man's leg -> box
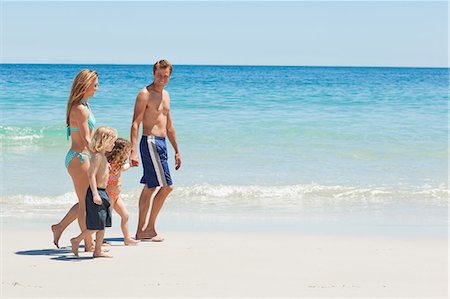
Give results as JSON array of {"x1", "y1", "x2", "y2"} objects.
[
  {"x1": 135, "y1": 185, "x2": 156, "y2": 239},
  {"x1": 143, "y1": 185, "x2": 173, "y2": 240}
]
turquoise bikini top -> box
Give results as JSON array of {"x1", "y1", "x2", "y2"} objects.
[{"x1": 66, "y1": 100, "x2": 96, "y2": 140}]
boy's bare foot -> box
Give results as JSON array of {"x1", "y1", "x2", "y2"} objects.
[
  {"x1": 51, "y1": 225, "x2": 61, "y2": 248},
  {"x1": 85, "y1": 245, "x2": 109, "y2": 252},
  {"x1": 84, "y1": 242, "x2": 96, "y2": 252},
  {"x1": 124, "y1": 238, "x2": 140, "y2": 246},
  {"x1": 70, "y1": 238, "x2": 79, "y2": 257},
  {"x1": 93, "y1": 251, "x2": 113, "y2": 258}
]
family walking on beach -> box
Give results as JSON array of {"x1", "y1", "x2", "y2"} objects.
[{"x1": 51, "y1": 59, "x2": 181, "y2": 258}]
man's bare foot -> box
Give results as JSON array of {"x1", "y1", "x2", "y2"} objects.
[
  {"x1": 150, "y1": 235, "x2": 164, "y2": 242},
  {"x1": 136, "y1": 230, "x2": 164, "y2": 242},
  {"x1": 51, "y1": 224, "x2": 61, "y2": 249},
  {"x1": 124, "y1": 238, "x2": 140, "y2": 246},
  {"x1": 70, "y1": 238, "x2": 79, "y2": 257},
  {"x1": 93, "y1": 251, "x2": 113, "y2": 258},
  {"x1": 135, "y1": 232, "x2": 152, "y2": 240}
]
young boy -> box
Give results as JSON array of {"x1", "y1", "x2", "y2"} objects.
[{"x1": 71, "y1": 126, "x2": 117, "y2": 258}]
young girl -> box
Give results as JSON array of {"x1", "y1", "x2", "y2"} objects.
[
  {"x1": 71, "y1": 126, "x2": 117, "y2": 258},
  {"x1": 106, "y1": 138, "x2": 140, "y2": 246}
]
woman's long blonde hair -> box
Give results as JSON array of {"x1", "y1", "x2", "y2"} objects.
[
  {"x1": 90, "y1": 126, "x2": 117, "y2": 153},
  {"x1": 66, "y1": 69, "x2": 98, "y2": 127}
]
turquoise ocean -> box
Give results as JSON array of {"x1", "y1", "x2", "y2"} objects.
[{"x1": 0, "y1": 64, "x2": 448, "y2": 235}]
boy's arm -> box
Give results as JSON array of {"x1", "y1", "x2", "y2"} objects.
[
  {"x1": 166, "y1": 109, "x2": 181, "y2": 170},
  {"x1": 130, "y1": 91, "x2": 147, "y2": 167},
  {"x1": 87, "y1": 154, "x2": 102, "y2": 205}
]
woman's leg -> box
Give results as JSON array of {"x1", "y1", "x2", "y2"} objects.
[
  {"x1": 67, "y1": 157, "x2": 93, "y2": 250},
  {"x1": 51, "y1": 203, "x2": 78, "y2": 248}
]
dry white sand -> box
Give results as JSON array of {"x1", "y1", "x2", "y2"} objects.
[{"x1": 1, "y1": 226, "x2": 448, "y2": 298}]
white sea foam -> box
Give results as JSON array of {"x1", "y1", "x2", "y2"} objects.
[
  {"x1": 0, "y1": 125, "x2": 64, "y2": 147},
  {"x1": 1, "y1": 184, "x2": 447, "y2": 218}
]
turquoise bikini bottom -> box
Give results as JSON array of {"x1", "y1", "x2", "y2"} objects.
[{"x1": 65, "y1": 151, "x2": 91, "y2": 169}]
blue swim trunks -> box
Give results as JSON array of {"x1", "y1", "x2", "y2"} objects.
[
  {"x1": 85, "y1": 187, "x2": 112, "y2": 231},
  {"x1": 139, "y1": 135, "x2": 173, "y2": 188}
]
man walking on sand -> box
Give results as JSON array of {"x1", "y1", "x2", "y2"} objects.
[{"x1": 130, "y1": 59, "x2": 181, "y2": 241}]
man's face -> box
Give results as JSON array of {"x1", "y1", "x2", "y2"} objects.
[{"x1": 153, "y1": 68, "x2": 171, "y2": 87}]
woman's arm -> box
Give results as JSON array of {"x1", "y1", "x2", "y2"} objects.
[{"x1": 72, "y1": 104, "x2": 92, "y2": 151}]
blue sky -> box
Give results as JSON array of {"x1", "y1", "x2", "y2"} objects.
[{"x1": 2, "y1": 1, "x2": 448, "y2": 67}]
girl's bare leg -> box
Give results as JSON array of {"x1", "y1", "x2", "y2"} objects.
[{"x1": 114, "y1": 198, "x2": 140, "y2": 245}]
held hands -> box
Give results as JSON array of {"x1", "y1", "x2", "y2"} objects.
[
  {"x1": 175, "y1": 153, "x2": 181, "y2": 170},
  {"x1": 130, "y1": 151, "x2": 139, "y2": 167},
  {"x1": 93, "y1": 194, "x2": 102, "y2": 205}
]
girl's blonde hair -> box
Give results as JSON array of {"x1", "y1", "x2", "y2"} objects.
[
  {"x1": 66, "y1": 69, "x2": 98, "y2": 127},
  {"x1": 106, "y1": 138, "x2": 131, "y2": 172},
  {"x1": 90, "y1": 126, "x2": 117, "y2": 153}
]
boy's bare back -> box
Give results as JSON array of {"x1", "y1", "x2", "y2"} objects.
[{"x1": 91, "y1": 153, "x2": 110, "y2": 188}]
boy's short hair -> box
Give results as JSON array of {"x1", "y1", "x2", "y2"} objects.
[
  {"x1": 90, "y1": 126, "x2": 117, "y2": 153},
  {"x1": 153, "y1": 59, "x2": 173, "y2": 75}
]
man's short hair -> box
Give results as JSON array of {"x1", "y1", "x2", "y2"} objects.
[{"x1": 153, "y1": 59, "x2": 173, "y2": 75}]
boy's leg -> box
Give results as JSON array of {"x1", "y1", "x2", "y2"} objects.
[
  {"x1": 93, "y1": 230, "x2": 112, "y2": 258},
  {"x1": 70, "y1": 229, "x2": 95, "y2": 257}
]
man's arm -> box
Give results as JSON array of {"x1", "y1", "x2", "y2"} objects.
[
  {"x1": 129, "y1": 91, "x2": 147, "y2": 166},
  {"x1": 166, "y1": 109, "x2": 181, "y2": 170}
]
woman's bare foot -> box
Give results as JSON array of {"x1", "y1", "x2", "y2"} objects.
[
  {"x1": 70, "y1": 238, "x2": 79, "y2": 257},
  {"x1": 51, "y1": 224, "x2": 62, "y2": 249},
  {"x1": 93, "y1": 251, "x2": 113, "y2": 258},
  {"x1": 124, "y1": 238, "x2": 140, "y2": 246}
]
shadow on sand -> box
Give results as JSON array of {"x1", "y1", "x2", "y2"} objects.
[{"x1": 15, "y1": 247, "x2": 93, "y2": 261}]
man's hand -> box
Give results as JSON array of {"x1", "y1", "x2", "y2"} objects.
[
  {"x1": 175, "y1": 153, "x2": 181, "y2": 170},
  {"x1": 130, "y1": 151, "x2": 139, "y2": 167}
]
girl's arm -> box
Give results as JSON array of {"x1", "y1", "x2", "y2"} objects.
[
  {"x1": 87, "y1": 153, "x2": 102, "y2": 205},
  {"x1": 122, "y1": 162, "x2": 131, "y2": 172}
]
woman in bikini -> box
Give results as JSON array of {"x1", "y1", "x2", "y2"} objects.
[{"x1": 52, "y1": 69, "x2": 98, "y2": 250}]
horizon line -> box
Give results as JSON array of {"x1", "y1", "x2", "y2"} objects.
[{"x1": 1, "y1": 62, "x2": 448, "y2": 69}]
